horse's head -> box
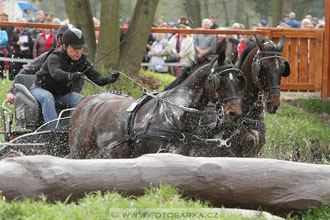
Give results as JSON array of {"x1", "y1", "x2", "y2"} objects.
[
  {"x1": 206, "y1": 50, "x2": 246, "y2": 123},
  {"x1": 253, "y1": 35, "x2": 290, "y2": 114}
]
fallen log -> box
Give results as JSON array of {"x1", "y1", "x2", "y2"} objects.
[{"x1": 0, "y1": 153, "x2": 329, "y2": 214}]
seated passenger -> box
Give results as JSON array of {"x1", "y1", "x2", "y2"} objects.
[{"x1": 30, "y1": 28, "x2": 120, "y2": 130}]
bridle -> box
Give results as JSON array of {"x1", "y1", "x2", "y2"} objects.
[
  {"x1": 253, "y1": 50, "x2": 289, "y2": 99},
  {"x1": 207, "y1": 62, "x2": 246, "y2": 118}
]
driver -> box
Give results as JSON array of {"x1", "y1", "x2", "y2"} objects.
[
  {"x1": 5, "y1": 24, "x2": 85, "y2": 104},
  {"x1": 30, "y1": 28, "x2": 120, "y2": 130}
]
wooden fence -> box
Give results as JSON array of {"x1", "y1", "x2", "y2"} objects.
[{"x1": 0, "y1": 22, "x2": 326, "y2": 96}]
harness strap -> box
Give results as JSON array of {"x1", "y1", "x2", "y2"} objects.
[{"x1": 95, "y1": 127, "x2": 193, "y2": 157}]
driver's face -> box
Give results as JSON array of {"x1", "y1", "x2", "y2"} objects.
[{"x1": 65, "y1": 45, "x2": 83, "y2": 61}]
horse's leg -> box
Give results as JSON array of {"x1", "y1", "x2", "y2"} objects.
[{"x1": 67, "y1": 96, "x2": 100, "y2": 159}]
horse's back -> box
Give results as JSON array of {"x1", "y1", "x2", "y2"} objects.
[{"x1": 68, "y1": 93, "x2": 134, "y2": 159}]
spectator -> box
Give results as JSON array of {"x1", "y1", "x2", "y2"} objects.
[
  {"x1": 194, "y1": 18, "x2": 217, "y2": 61},
  {"x1": 177, "y1": 16, "x2": 189, "y2": 27},
  {"x1": 33, "y1": 20, "x2": 57, "y2": 59},
  {"x1": 148, "y1": 33, "x2": 171, "y2": 73},
  {"x1": 232, "y1": 22, "x2": 243, "y2": 41},
  {"x1": 209, "y1": 15, "x2": 219, "y2": 29},
  {"x1": 316, "y1": 22, "x2": 325, "y2": 28},
  {"x1": 312, "y1": 17, "x2": 319, "y2": 27},
  {"x1": 285, "y1": 12, "x2": 301, "y2": 28},
  {"x1": 246, "y1": 24, "x2": 258, "y2": 45},
  {"x1": 157, "y1": 16, "x2": 164, "y2": 27},
  {"x1": 0, "y1": 27, "x2": 8, "y2": 79},
  {"x1": 36, "y1": 10, "x2": 45, "y2": 23},
  {"x1": 168, "y1": 24, "x2": 194, "y2": 76},
  {"x1": 259, "y1": 20, "x2": 268, "y2": 27},
  {"x1": 301, "y1": 18, "x2": 314, "y2": 28},
  {"x1": 216, "y1": 33, "x2": 239, "y2": 59},
  {"x1": 9, "y1": 18, "x2": 34, "y2": 80},
  {"x1": 305, "y1": 15, "x2": 313, "y2": 22},
  {"x1": 0, "y1": 12, "x2": 11, "y2": 76},
  {"x1": 278, "y1": 13, "x2": 289, "y2": 26},
  {"x1": 124, "y1": 18, "x2": 131, "y2": 28},
  {"x1": 278, "y1": 23, "x2": 290, "y2": 28},
  {"x1": 165, "y1": 21, "x2": 175, "y2": 41},
  {"x1": 237, "y1": 35, "x2": 249, "y2": 58},
  {"x1": 44, "y1": 12, "x2": 54, "y2": 23}
]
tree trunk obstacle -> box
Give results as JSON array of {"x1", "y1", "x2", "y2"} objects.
[{"x1": 0, "y1": 153, "x2": 329, "y2": 214}]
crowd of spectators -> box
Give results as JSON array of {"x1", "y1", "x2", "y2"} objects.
[
  {"x1": 0, "y1": 10, "x2": 326, "y2": 79},
  {"x1": 144, "y1": 12, "x2": 325, "y2": 76},
  {"x1": 0, "y1": 10, "x2": 68, "y2": 80}
]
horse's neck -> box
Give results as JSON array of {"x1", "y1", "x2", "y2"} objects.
[
  {"x1": 241, "y1": 47, "x2": 264, "y2": 120},
  {"x1": 167, "y1": 64, "x2": 211, "y2": 110}
]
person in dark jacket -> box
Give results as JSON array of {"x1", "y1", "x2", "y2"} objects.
[
  {"x1": 29, "y1": 28, "x2": 120, "y2": 130},
  {"x1": 216, "y1": 34, "x2": 239, "y2": 59},
  {"x1": 9, "y1": 19, "x2": 34, "y2": 80},
  {"x1": 6, "y1": 24, "x2": 80, "y2": 104}
]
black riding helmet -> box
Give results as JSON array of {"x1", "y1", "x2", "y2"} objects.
[
  {"x1": 62, "y1": 28, "x2": 87, "y2": 48},
  {"x1": 56, "y1": 24, "x2": 75, "y2": 44}
]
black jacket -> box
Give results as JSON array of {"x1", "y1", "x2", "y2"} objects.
[
  {"x1": 216, "y1": 37, "x2": 239, "y2": 57},
  {"x1": 8, "y1": 50, "x2": 85, "y2": 94},
  {"x1": 9, "y1": 28, "x2": 34, "y2": 58},
  {"x1": 34, "y1": 48, "x2": 110, "y2": 96}
]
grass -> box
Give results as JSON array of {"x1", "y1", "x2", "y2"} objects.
[
  {"x1": 261, "y1": 100, "x2": 330, "y2": 164},
  {"x1": 296, "y1": 97, "x2": 330, "y2": 115},
  {"x1": 0, "y1": 185, "x2": 267, "y2": 220}
]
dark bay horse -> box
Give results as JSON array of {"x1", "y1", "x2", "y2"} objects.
[
  {"x1": 67, "y1": 49, "x2": 246, "y2": 159},
  {"x1": 208, "y1": 35, "x2": 290, "y2": 157}
]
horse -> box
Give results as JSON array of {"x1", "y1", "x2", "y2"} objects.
[
  {"x1": 67, "y1": 49, "x2": 247, "y2": 159},
  {"x1": 207, "y1": 35, "x2": 290, "y2": 157}
]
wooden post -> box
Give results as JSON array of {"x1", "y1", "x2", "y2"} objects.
[{"x1": 323, "y1": 0, "x2": 330, "y2": 100}]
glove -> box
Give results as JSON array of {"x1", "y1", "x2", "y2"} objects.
[
  {"x1": 107, "y1": 71, "x2": 120, "y2": 83},
  {"x1": 68, "y1": 72, "x2": 83, "y2": 82}
]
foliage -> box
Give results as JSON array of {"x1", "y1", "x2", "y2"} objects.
[{"x1": 288, "y1": 203, "x2": 330, "y2": 220}]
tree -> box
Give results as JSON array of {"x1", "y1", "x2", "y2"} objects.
[
  {"x1": 272, "y1": 0, "x2": 283, "y2": 26},
  {"x1": 186, "y1": 0, "x2": 201, "y2": 28},
  {"x1": 221, "y1": 0, "x2": 230, "y2": 27},
  {"x1": 119, "y1": 0, "x2": 159, "y2": 75},
  {"x1": 64, "y1": 0, "x2": 97, "y2": 62},
  {"x1": 95, "y1": 0, "x2": 120, "y2": 71}
]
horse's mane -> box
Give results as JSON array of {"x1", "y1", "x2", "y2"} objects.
[
  {"x1": 163, "y1": 57, "x2": 215, "y2": 91},
  {"x1": 237, "y1": 36, "x2": 280, "y2": 69},
  {"x1": 236, "y1": 42, "x2": 256, "y2": 69}
]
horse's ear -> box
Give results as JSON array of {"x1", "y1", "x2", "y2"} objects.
[
  {"x1": 231, "y1": 50, "x2": 238, "y2": 64},
  {"x1": 255, "y1": 35, "x2": 265, "y2": 51},
  {"x1": 217, "y1": 49, "x2": 226, "y2": 66},
  {"x1": 277, "y1": 35, "x2": 286, "y2": 51}
]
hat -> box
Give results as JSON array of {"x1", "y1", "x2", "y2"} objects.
[
  {"x1": 167, "y1": 21, "x2": 174, "y2": 26},
  {"x1": 0, "y1": 12, "x2": 8, "y2": 17},
  {"x1": 259, "y1": 20, "x2": 268, "y2": 26}
]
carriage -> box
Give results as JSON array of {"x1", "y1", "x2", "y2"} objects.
[{"x1": 0, "y1": 74, "x2": 71, "y2": 159}]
